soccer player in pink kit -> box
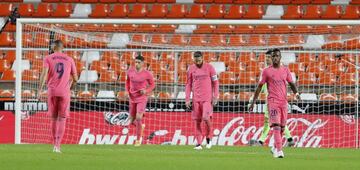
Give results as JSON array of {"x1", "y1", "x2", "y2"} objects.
[
  {"x1": 185, "y1": 51, "x2": 219, "y2": 150},
  {"x1": 38, "y1": 40, "x2": 78, "y2": 153},
  {"x1": 126, "y1": 55, "x2": 155, "y2": 146},
  {"x1": 249, "y1": 48, "x2": 300, "y2": 158}
]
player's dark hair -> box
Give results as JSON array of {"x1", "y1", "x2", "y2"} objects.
[
  {"x1": 272, "y1": 48, "x2": 281, "y2": 54},
  {"x1": 265, "y1": 49, "x2": 273, "y2": 55},
  {"x1": 194, "y1": 51, "x2": 203, "y2": 58},
  {"x1": 135, "y1": 54, "x2": 144, "y2": 62}
]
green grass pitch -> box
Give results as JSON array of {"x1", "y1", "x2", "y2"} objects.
[{"x1": 0, "y1": 145, "x2": 359, "y2": 170}]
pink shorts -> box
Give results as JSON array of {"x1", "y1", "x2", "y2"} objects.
[
  {"x1": 192, "y1": 101, "x2": 213, "y2": 120},
  {"x1": 129, "y1": 102, "x2": 147, "y2": 118},
  {"x1": 267, "y1": 101, "x2": 288, "y2": 126},
  {"x1": 48, "y1": 95, "x2": 70, "y2": 118}
]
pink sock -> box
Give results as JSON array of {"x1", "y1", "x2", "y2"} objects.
[
  {"x1": 273, "y1": 126, "x2": 282, "y2": 152},
  {"x1": 204, "y1": 120, "x2": 212, "y2": 140},
  {"x1": 55, "y1": 117, "x2": 67, "y2": 148},
  {"x1": 195, "y1": 120, "x2": 203, "y2": 145},
  {"x1": 51, "y1": 119, "x2": 57, "y2": 146},
  {"x1": 135, "y1": 119, "x2": 142, "y2": 140}
]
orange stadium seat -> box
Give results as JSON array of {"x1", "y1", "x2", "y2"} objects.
[
  {"x1": 238, "y1": 52, "x2": 257, "y2": 63},
  {"x1": 219, "y1": 72, "x2": 237, "y2": 85},
  {"x1": 322, "y1": 35, "x2": 343, "y2": 49},
  {"x1": 128, "y1": 4, "x2": 148, "y2": 18},
  {"x1": 31, "y1": 59, "x2": 43, "y2": 71},
  {"x1": 99, "y1": 0, "x2": 118, "y2": 2},
  {"x1": 319, "y1": 93, "x2": 337, "y2": 101},
  {"x1": 202, "y1": 52, "x2": 217, "y2": 62},
  {"x1": 22, "y1": 69, "x2": 39, "y2": 81},
  {"x1": 0, "y1": 32, "x2": 15, "y2": 47},
  {"x1": 0, "y1": 70, "x2": 15, "y2": 81},
  {"x1": 297, "y1": 53, "x2": 316, "y2": 63},
  {"x1": 1, "y1": 51, "x2": 15, "y2": 64},
  {"x1": 288, "y1": 62, "x2": 306, "y2": 75},
  {"x1": 253, "y1": 25, "x2": 273, "y2": 34},
  {"x1": 0, "y1": 89, "x2": 14, "y2": 101},
  {"x1": 247, "y1": 35, "x2": 266, "y2": 46},
  {"x1": 302, "y1": 5, "x2": 322, "y2": 19},
  {"x1": 32, "y1": 3, "x2": 53, "y2": 17},
  {"x1": 342, "y1": 5, "x2": 360, "y2": 19},
  {"x1": 118, "y1": 0, "x2": 136, "y2": 2},
  {"x1": 101, "y1": 51, "x2": 120, "y2": 64},
  {"x1": 317, "y1": 53, "x2": 337, "y2": 65},
  {"x1": 205, "y1": 4, "x2": 225, "y2": 19},
  {"x1": 214, "y1": 0, "x2": 233, "y2": 3},
  {"x1": 157, "y1": 25, "x2": 177, "y2": 33},
  {"x1": 287, "y1": 35, "x2": 305, "y2": 47},
  {"x1": 77, "y1": 91, "x2": 95, "y2": 101},
  {"x1": 243, "y1": 5, "x2": 264, "y2": 19},
  {"x1": 291, "y1": 0, "x2": 311, "y2": 4},
  {"x1": 331, "y1": 25, "x2": 352, "y2": 34},
  {"x1": 233, "y1": 0, "x2": 252, "y2": 3},
  {"x1": 185, "y1": 4, "x2": 206, "y2": 18},
  {"x1": 194, "y1": 0, "x2": 214, "y2": 3},
  {"x1": 0, "y1": 60, "x2": 10, "y2": 72},
  {"x1": 52, "y1": 3, "x2": 72, "y2": 17},
  {"x1": 189, "y1": 35, "x2": 208, "y2": 46},
  {"x1": 62, "y1": 0, "x2": 80, "y2": 2},
  {"x1": 117, "y1": 91, "x2": 128, "y2": 101},
  {"x1": 147, "y1": 4, "x2": 168, "y2": 18},
  {"x1": 281, "y1": 5, "x2": 303, "y2": 19},
  {"x1": 158, "y1": 71, "x2": 175, "y2": 83},
  {"x1": 208, "y1": 34, "x2": 227, "y2": 47},
  {"x1": 272, "y1": 0, "x2": 291, "y2": 4},
  {"x1": 157, "y1": 0, "x2": 176, "y2": 2},
  {"x1": 317, "y1": 73, "x2": 337, "y2": 85},
  {"x1": 89, "y1": 4, "x2": 110, "y2": 18},
  {"x1": 219, "y1": 52, "x2": 237, "y2": 64},
  {"x1": 297, "y1": 72, "x2": 317, "y2": 85},
  {"x1": 224, "y1": 5, "x2": 245, "y2": 19},
  {"x1": 228, "y1": 35, "x2": 247, "y2": 46},
  {"x1": 170, "y1": 34, "x2": 188, "y2": 46},
  {"x1": 238, "y1": 92, "x2": 253, "y2": 101},
  {"x1": 272, "y1": 25, "x2": 293, "y2": 34},
  {"x1": 227, "y1": 61, "x2": 246, "y2": 72},
  {"x1": 327, "y1": 62, "x2": 346, "y2": 75},
  {"x1": 268, "y1": 35, "x2": 286, "y2": 46},
  {"x1": 136, "y1": 24, "x2": 158, "y2": 32},
  {"x1": 312, "y1": 0, "x2": 331, "y2": 4},
  {"x1": 219, "y1": 92, "x2": 236, "y2": 101},
  {"x1": 307, "y1": 62, "x2": 326, "y2": 73},
  {"x1": 19, "y1": 3, "x2": 34, "y2": 17},
  {"x1": 322, "y1": 5, "x2": 342, "y2": 19},
  {"x1": 213, "y1": 25, "x2": 235, "y2": 33},
  {"x1": 193, "y1": 25, "x2": 216, "y2": 34},
  {"x1": 158, "y1": 92, "x2": 172, "y2": 100},
  {"x1": 111, "y1": 61, "x2": 128, "y2": 75},
  {"x1": 138, "y1": 0, "x2": 156, "y2": 2},
  {"x1": 108, "y1": 4, "x2": 129, "y2": 18},
  {"x1": 0, "y1": 3, "x2": 14, "y2": 17},
  {"x1": 151, "y1": 34, "x2": 168, "y2": 44},
  {"x1": 339, "y1": 73, "x2": 356, "y2": 85},
  {"x1": 166, "y1": 4, "x2": 186, "y2": 18},
  {"x1": 344, "y1": 37, "x2": 360, "y2": 49},
  {"x1": 312, "y1": 25, "x2": 332, "y2": 34},
  {"x1": 292, "y1": 25, "x2": 313, "y2": 33},
  {"x1": 131, "y1": 34, "x2": 148, "y2": 43},
  {"x1": 252, "y1": 0, "x2": 271, "y2": 4},
  {"x1": 75, "y1": 60, "x2": 86, "y2": 74},
  {"x1": 238, "y1": 72, "x2": 257, "y2": 85},
  {"x1": 90, "y1": 61, "x2": 109, "y2": 72},
  {"x1": 233, "y1": 25, "x2": 254, "y2": 33},
  {"x1": 97, "y1": 70, "x2": 118, "y2": 82}
]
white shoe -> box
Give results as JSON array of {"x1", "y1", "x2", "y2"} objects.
[
  {"x1": 53, "y1": 147, "x2": 61, "y2": 153},
  {"x1": 278, "y1": 150, "x2": 284, "y2": 158},
  {"x1": 271, "y1": 147, "x2": 283, "y2": 158},
  {"x1": 206, "y1": 141, "x2": 212, "y2": 149},
  {"x1": 194, "y1": 145, "x2": 203, "y2": 150}
]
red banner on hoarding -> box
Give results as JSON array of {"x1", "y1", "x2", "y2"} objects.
[
  {"x1": 20, "y1": 111, "x2": 358, "y2": 148},
  {"x1": 0, "y1": 111, "x2": 15, "y2": 143}
]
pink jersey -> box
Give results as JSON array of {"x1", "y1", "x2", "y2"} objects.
[
  {"x1": 259, "y1": 66, "x2": 293, "y2": 103},
  {"x1": 43, "y1": 52, "x2": 77, "y2": 96},
  {"x1": 185, "y1": 63, "x2": 219, "y2": 102},
  {"x1": 126, "y1": 67, "x2": 155, "y2": 103}
]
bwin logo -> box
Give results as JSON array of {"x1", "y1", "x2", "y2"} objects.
[{"x1": 104, "y1": 112, "x2": 130, "y2": 126}]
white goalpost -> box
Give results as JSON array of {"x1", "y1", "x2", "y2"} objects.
[{"x1": 15, "y1": 18, "x2": 360, "y2": 148}]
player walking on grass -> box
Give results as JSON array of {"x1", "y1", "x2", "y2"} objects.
[
  {"x1": 38, "y1": 40, "x2": 78, "y2": 153},
  {"x1": 249, "y1": 48, "x2": 300, "y2": 158},
  {"x1": 185, "y1": 51, "x2": 219, "y2": 150},
  {"x1": 126, "y1": 55, "x2": 155, "y2": 147},
  {"x1": 249, "y1": 49, "x2": 295, "y2": 147}
]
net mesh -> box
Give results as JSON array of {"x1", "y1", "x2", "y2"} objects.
[{"x1": 17, "y1": 22, "x2": 359, "y2": 147}]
